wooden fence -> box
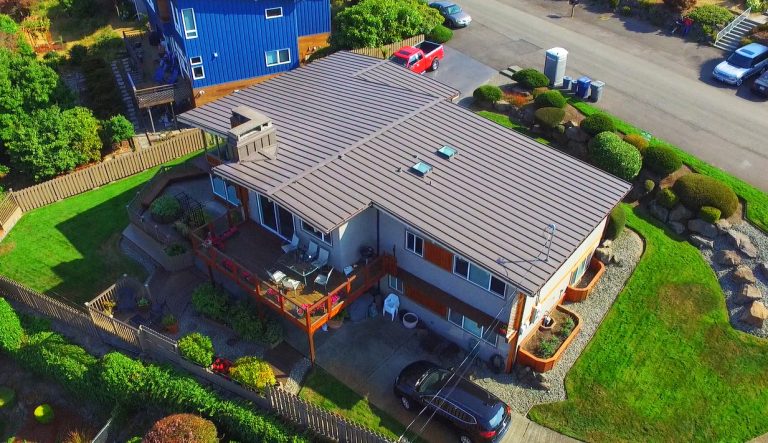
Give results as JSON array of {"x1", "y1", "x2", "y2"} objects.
[
  {"x1": 0, "y1": 193, "x2": 22, "y2": 236},
  {"x1": 350, "y1": 35, "x2": 424, "y2": 59}
]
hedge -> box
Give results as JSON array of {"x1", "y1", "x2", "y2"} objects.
[
  {"x1": 700, "y1": 206, "x2": 721, "y2": 223},
  {"x1": 534, "y1": 90, "x2": 566, "y2": 109},
  {"x1": 473, "y1": 85, "x2": 502, "y2": 103},
  {"x1": 534, "y1": 107, "x2": 565, "y2": 129},
  {"x1": 144, "y1": 414, "x2": 218, "y2": 443},
  {"x1": 580, "y1": 112, "x2": 616, "y2": 136},
  {"x1": 673, "y1": 173, "x2": 739, "y2": 217},
  {"x1": 0, "y1": 298, "x2": 23, "y2": 353},
  {"x1": 426, "y1": 24, "x2": 453, "y2": 43},
  {"x1": 179, "y1": 333, "x2": 215, "y2": 367},
  {"x1": 644, "y1": 144, "x2": 682, "y2": 176},
  {"x1": 588, "y1": 132, "x2": 642, "y2": 181},
  {"x1": 623, "y1": 133, "x2": 649, "y2": 155},
  {"x1": 657, "y1": 188, "x2": 678, "y2": 209},
  {"x1": 688, "y1": 5, "x2": 733, "y2": 42},
  {"x1": 605, "y1": 206, "x2": 626, "y2": 240},
  {"x1": 512, "y1": 68, "x2": 550, "y2": 89}
]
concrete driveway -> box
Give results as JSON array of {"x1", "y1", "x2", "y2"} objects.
[
  {"x1": 424, "y1": 46, "x2": 497, "y2": 101},
  {"x1": 447, "y1": 0, "x2": 768, "y2": 191}
]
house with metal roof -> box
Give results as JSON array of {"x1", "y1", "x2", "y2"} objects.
[{"x1": 178, "y1": 52, "x2": 630, "y2": 371}]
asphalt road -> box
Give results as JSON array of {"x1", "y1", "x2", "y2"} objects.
[{"x1": 447, "y1": 0, "x2": 768, "y2": 191}]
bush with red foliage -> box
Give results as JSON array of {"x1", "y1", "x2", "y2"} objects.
[
  {"x1": 663, "y1": 0, "x2": 696, "y2": 13},
  {"x1": 143, "y1": 414, "x2": 218, "y2": 443}
]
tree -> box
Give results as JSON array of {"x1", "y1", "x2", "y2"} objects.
[
  {"x1": 331, "y1": 0, "x2": 443, "y2": 49},
  {"x1": 3, "y1": 106, "x2": 101, "y2": 181},
  {"x1": 0, "y1": 1, "x2": 34, "y2": 21},
  {"x1": 103, "y1": 115, "x2": 135, "y2": 144},
  {"x1": 663, "y1": 0, "x2": 696, "y2": 12}
]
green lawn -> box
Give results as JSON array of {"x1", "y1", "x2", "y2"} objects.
[
  {"x1": 299, "y1": 367, "x2": 409, "y2": 441},
  {"x1": 0, "y1": 154, "x2": 198, "y2": 305},
  {"x1": 528, "y1": 206, "x2": 768, "y2": 441},
  {"x1": 476, "y1": 111, "x2": 551, "y2": 145},
  {"x1": 569, "y1": 100, "x2": 768, "y2": 233}
]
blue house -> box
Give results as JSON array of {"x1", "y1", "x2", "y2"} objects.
[{"x1": 138, "y1": 0, "x2": 331, "y2": 105}]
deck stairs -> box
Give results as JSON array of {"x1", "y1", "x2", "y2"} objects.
[{"x1": 715, "y1": 17, "x2": 761, "y2": 52}]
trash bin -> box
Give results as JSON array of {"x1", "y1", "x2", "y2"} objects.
[
  {"x1": 576, "y1": 76, "x2": 591, "y2": 99},
  {"x1": 544, "y1": 47, "x2": 568, "y2": 87},
  {"x1": 590, "y1": 80, "x2": 605, "y2": 102},
  {"x1": 562, "y1": 76, "x2": 572, "y2": 90}
]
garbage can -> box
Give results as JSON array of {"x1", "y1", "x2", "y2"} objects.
[
  {"x1": 544, "y1": 47, "x2": 568, "y2": 87},
  {"x1": 562, "y1": 76, "x2": 572, "y2": 90},
  {"x1": 576, "y1": 76, "x2": 591, "y2": 99},
  {"x1": 590, "y1": 80, "x2": 605, "y2": 102}
]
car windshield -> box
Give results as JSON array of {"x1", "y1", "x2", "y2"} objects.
[
  {"x1": 390, "y1": 56, "x2": 408, "y2": 67},
  {"x1": 727, "y1": 52, "x2": 753, "y2": 69},
  {"x1": 446, "y1": 4, "x2": 462, "y2": 14},
  {"x1": 486, "y1": 403, "x2": 505, "y2": 429},
  {"x1": 417, "y1": 369, "x2": 449, "y2": 393}
]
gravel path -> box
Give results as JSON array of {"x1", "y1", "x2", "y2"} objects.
[
  {"x1": 699, "y1": 220, "x2": 768, "y2": 338},
  {"x1": 473, "y1": 228, "x2": 644, "y2": 414}
]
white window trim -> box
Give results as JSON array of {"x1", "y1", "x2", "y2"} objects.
[
  {"x1": 181, "y1": 8, "x2": 198, "y2": 39},
  {"x1": 210, "y1": 176, "x2": 240, "y2": 206},
  {"x1": 191, "y1": 64, "x2": 205, "y2": 80},
  {"x1": 190, "y1": 56, "x2": 203, "y2": 65},
  {"x1": 265, "y1": 48, "x2": 291, "y2": 67},
  {"x1": 405, "y1": 230, "x2": 424, "y2": 257},
  {"x1": 265, "y1": 7, "x2": 283, "y2": 18},
  {"x1": 301, "y1": 220, "x2": 332, "y2": 245},
  {"x1": 453, "y1": 256, "x2": 506, "y2": 299},
  {"x1": 447, "y1": 308, "x2": 498, "y2": 347},
  {"x1": 388, "y1": 275, "x2": 403, "y2": 292}
]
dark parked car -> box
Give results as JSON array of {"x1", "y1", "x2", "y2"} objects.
[
  {"x1": 394, "y1": 361, "x2": 511, "y2": 443},
  {"x1": 429, "y1": 1, "x2": 472, "y2": 28},
  {"x1": 752, "y1": 71, "x2": 768, "y2": 97}
]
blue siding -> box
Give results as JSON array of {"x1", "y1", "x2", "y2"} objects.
[{"x1": 295, "y1": 0, "x2": 331, "y2": 37}]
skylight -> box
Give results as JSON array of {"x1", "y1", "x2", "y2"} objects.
[
  {"x1": 411, "y1": 161, "x2": 433, "y2": 177},
  {"x1": 437, "y1": 145, "x2": 457, "y2": 159}
]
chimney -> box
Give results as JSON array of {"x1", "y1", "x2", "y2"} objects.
[{"x1": 227, "y1": 106, "x2": 279, "y2": 161}]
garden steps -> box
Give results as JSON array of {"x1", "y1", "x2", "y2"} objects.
[
  {"x1": 110, "y1": 59, "x2": 143, "y2": 131},
  {"x1": 715, "y1": 18, "x2": 761, "y2": 52}
]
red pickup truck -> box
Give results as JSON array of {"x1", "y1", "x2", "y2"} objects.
[{"x1": 390, "y1": 41, "x2": 444, "y2": 74}]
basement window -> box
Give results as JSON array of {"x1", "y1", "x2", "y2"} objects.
[{"x1": 410, "y1": 161, "x2": 433, "y2": 177}]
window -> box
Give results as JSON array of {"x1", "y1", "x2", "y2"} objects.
[
  {"x1": 569, "y1": 252, "x2": 594, "y2": 286},
  {"x1": 265, "y1": 49, "x2": 290, "y2": 66},
  {"x1": 405, "y1": 231, "x2": 424, "y2": 256},
  {"x1": 190, "y1": 56, "x2": 204, "y2": 80},
  {"x1": 181, "y1": 8, "x2": 198, "y2": 39},
  {"x1": 265, "y1": 7, "x2": 283, "y2": 18},
  {"x1": 447, "y1": 309, "x2": 498, "y2": 346},
  {"x1": 453, "y1": 257, "x2": 506, "y2": 298},
  {"x1": 388, "y1": 275, "x2": 403, "y2": 292},
  {"x1": 210, "y1": 176, "x2": 240, "y2": 206},
  {"x1": 257, "y1": 194, "x2": 294, "y2": 240},
  {"x1": 301, "y1": 220, "x2": 332, "y2": 244}
]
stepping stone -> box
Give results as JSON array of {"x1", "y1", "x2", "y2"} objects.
[
  {"x1": 741, "y1": 301, "x2": 768, "y2": 328},
  {"x1": 715, "y1": 250, "x2": 741, "y2": 267},
  {"x1": 736, "y1": 284, "x2": 762, "y2": 304},
  {"x1": 733, "y1": 265, "x2": 756, "y2": 284}
]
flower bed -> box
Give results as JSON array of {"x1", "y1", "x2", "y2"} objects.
[
  {"x1": 564, "y1": 257, "x2": 606, "y2": 302},
  {"x1": 518, "y1": 305, "x2": 582, "y2": 373}
]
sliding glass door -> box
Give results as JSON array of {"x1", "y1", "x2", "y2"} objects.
[{"x1": 257, "y1": 194, "x2": 294, "y2": 239}]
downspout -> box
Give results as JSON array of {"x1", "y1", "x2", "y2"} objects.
[{"x1": 376, "y1": 208, "x2": 380, "y2": 256}]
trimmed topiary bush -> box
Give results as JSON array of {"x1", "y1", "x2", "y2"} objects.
[
  {"x1": 0, "y1": 298, "x2": 24, "y2": 353},
  {"x1": 229, "y1": 357, "x2": 276, "y2": 392},
  {"x1": 657, "y1": 188, "x2": 679, "y2": 209},
  {"x1": 426, "y1": 24, "x2": 453, "y2": 43},
  {"x1": 580, "y1": 112, "x2": 616, "y2": 136},
  {"x1": 512, "y1": 68, "x2": 549, "y2": 89},
  {"x1": 534, "y1": 107, "x2": 566, "y2": 129},
  {"x1": 588, "y1": 132, "x2": 642, "y2": 181},
  {"x1": 179, "y1": 333, "x2": 215, "y2": 367},
  {"x1": 605, "y1": 205, "x2": 626, "y2": 239},
  {"x1": 34, "y1": 404, "x2": 54, "y2": 424},
  {"x1": 700, "y1": 206, "x2": 721, "y2": 223},
  {"x1": 150, "y1": 195, "x2": 182, "y2": 224},
  {"x1": 144, "y1": 414, "x2": 218, "y2": 443},
  {"x1": 534, "y1": 90, "x2": 566, "y2": 108},
  {"x1": 644, "y1": 144, "x2": 682, "y2": 176},
  {"x1": 623, "y1": 133, "x2": 649, "y2": 155},
  {"x1": 673, "y1": 173, "x2": 738, "y2": 217},
  {"x1": 0, "y1": 387, "x2": 15, "y2": 408},
  {"x1": 644, "y1": 179, "x2": 656, "y2": 194},
  {"x1": 473, "y1": 85, "x2": 502, "y2": 104}
]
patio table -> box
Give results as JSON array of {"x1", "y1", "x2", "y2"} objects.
[{"x1": 277, "y1": 250, "x2": 319, "y2": 285}]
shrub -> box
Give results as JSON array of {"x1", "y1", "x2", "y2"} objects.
[
  {"x1": 673, "y1": 173, "x2": 738, "y2": 217},
  {"x1": 103, "y1": 115, "x2": 134, "y2": 144},
  {"x1": 534, "y1": 107, "x2": 565, "y2": 129},
  {"x1": 426, "y1": 24, "x2": 453, "y2": 43},
  {"x1": 534, "y1": 90, "x2": 566, "y2": 108},
  {"x1": 0, "y1": 386, "x2": 14, "y2": 408},
  {"x1": 605, "y1": 205, "x2": 626, "y2": 239},
  {"x1": 663, "y1": 0, "x2": 696, "y2": 12},
  {"x1": 81, "y1": 57, "x2": 123, "y2": 119},
  {"x1": 532, "y1": 87, "x2": 549, "y2": 98},
  {"x1": 191, "y1": 283, "x2": 229, "y2": 322},
  {"x1": 473, "y1": 84, "x2": 502, "y2": 103},
  {"x1": 99, "y1": 352, "x2": 147, "y2": 406},
  {"x1": 608, "y1": 0, "x2": 620, "y2": 8},
  {"x1": 62, "y1": 429, "x2": 93, "y2": 443},
  {"x1": 307, "y1": 45, "x2": 335, "y2": 63},
  {"x1": 688, "y1": 5, "x2": 733, "y2": 41},
  {"x1": 34, "y1": 404, "x2": 54, "y2": 424},
  {"x1": 700, "y1": 206, "x2": 721, "y2": 223},
  {"x1": 229, "y1": 357, "x2": 276, "y2": 391},
  {"x1": 144, "y1": 414, "x2": 218, "y2": 443},
  {"x1": 644, "y1": 179, "x2": 656, "y2": 194},
  {"x1": 580, "y1": 112, "x2": 616, "y2": 136},
  {"x1": 559, "y1": 317, "x2": 576, "y2": 338},
  {"x1": 179, "y1": 333, "x2": 215, "y2": 367},
  {"x1": 0, "y1": 298, "x2": 23, "y2": 353},
  {"x1": 620, "y1": 6, "x2": 632, "y2": 15},
  {"x1": 150, "y1": 196, "x2": 181, "y2": 223},
  {"x1": 537, "y1": 337, "x2": 560, "y2": 358},
  {"x1": 588, "y1": 132, "x2": 642, "y2": 181},
  {"x1": 623, "y1": 133, "x2": 649, "y2": 155},
  {"x1": 644, "y1": 144, "x2": 682, "y2": 176},
  {"x1": 164, "y1": 243, "x2": 186, "y2": 256},
  {"x1": 512, "y1": 68, "x2": 550, "y2": 89},
  {"x1": 657, "y1": 188, "x2": 679, "y2": 209},
  {"x1": 68, "y1": 44, "x2": 88, "y2": 65}
]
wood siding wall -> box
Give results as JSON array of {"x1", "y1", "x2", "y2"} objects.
[
  {"x1": 193, "y1": 74, "x2": 279, "y2": 106},
  {"x1": 424, "y1": 240, "x2": 453, "y2": 272},
  {"x1": 350, "y1": 35, "x2": 424, "y2": 59},
  {"x1": 298, "y1": 33, "x2": 330, "y2": 62}
]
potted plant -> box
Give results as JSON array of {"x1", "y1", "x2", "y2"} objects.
[
  {"x1": 102, "y1": 300, "x2": 117, "y2": 317},
  {"x1": 137, "y1": 296, "x2": 151, "y2": 313},
  {"x1": 327, "y1": 308, "x2": 348, "y2": 329},
  {"x1": 162, "y1": 314, "x2": 179, "y2": 334}
]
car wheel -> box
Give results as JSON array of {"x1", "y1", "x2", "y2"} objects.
[
  {"x1": 400, "y1": 395, "x2": 414, "y2": 411},
  {"x1": 458, "y1": 434, "x2": 473, "y2": 443},
  {"x1": 430, "y1": 59, "x2": 440, "y2": 71}
]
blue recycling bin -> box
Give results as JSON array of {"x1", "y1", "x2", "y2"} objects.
[
  {"x1": 562, "y1": 76, "x2": 572, "y2": 90},
  {"x1": 576, "y1": 76, "x2": 591, "y2": 99}
]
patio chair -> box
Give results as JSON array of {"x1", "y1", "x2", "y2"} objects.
[
  {"x1": 314, "y1": 267, "x2": 334, "y2": 291},
  {"x1": 383, "y1": 293, "x2": 400, "y2": 321},
  {"x1": 284, "y1": 278, "x2": 301, "y2": 296},
  {"x1": 306, "y1": 241, "x2": 319, "y2": 261},
  {"x1": 267, "y1": 269, "x2": 287, "y2": 287},
  {"x1": 281, "y1": 233, "x2": 300, "y2": 253},
  {"x1": 311, "y1": 247, "x2": 330, "y2": 269}
]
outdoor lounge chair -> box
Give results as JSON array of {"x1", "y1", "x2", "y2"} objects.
[
  {"x1": 383, "y1": 293, "x2": 400, "y2": 321},
  {"x1": 311, "y1": 248, "x2": 330, "y2": 269},
  {"x1": 306, "y1": 241, "x2": 319, "y2": 261},
  {"x1": 281, "y1": 234, "x2": 299, "y2": 253},
  {"x1": 283, "y1": 278, "x2": 301, "y2": 296},
  {"x1": 314, "y1": 267, "x2": 333, "y2": 291},
  {"x1": 267, "y1": 269, "x2": 287, "y2": 287}
]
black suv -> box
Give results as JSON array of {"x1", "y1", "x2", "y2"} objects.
[{"x1": 394, "y1": 361, "x2": 511, "y2": 443}]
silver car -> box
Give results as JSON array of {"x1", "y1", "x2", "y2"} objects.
[{"x1": 429, "y1": 1, "x2": 472, "y2": 28}]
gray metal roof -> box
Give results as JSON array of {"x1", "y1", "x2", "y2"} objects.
[{"x1": 179, "y1": 51, "x2": 630, "y2": 295}]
